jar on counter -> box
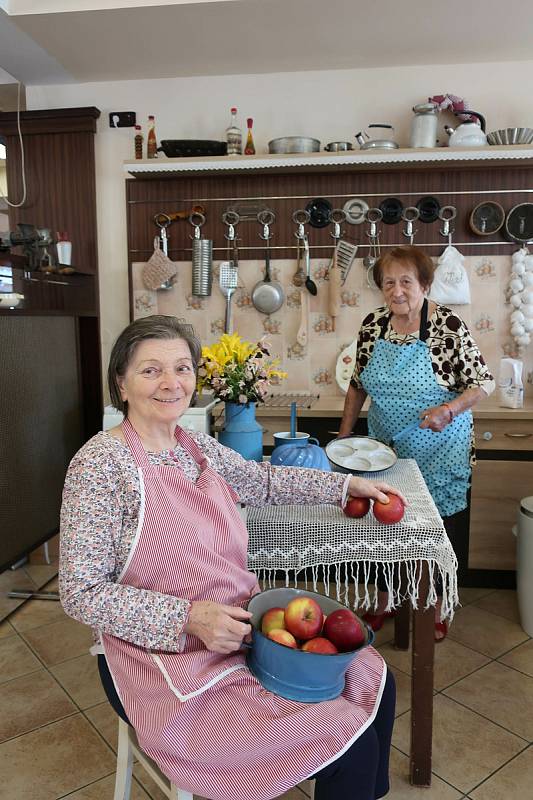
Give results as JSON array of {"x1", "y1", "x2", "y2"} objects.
[{"x1": 410, "y1": 102, "x2": 439, "y2": 148}]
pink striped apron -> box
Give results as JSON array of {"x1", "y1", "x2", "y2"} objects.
[{"x1": 102, "y1": 419, "x2": 386, "y2": 800}]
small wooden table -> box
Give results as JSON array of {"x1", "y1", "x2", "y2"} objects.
[{"x1": 246, "y1": 459, "x2": 458, "y2": 786}]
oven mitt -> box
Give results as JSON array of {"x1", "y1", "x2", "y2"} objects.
[
  {"x1": 429, "y1": 245, "x2": 471, "y2": 305},
  {"x1": 142, "y1": 239, "x2": 178, "y2": 290}
]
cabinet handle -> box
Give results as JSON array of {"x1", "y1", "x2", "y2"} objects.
[
  {"x1": 482, "y1": 431, "x2": 493, "y2": 441},
  {"x1": 504, "y1": 432, "x2": 532, "y2": 439}
]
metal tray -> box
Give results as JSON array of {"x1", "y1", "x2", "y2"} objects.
[{"x1": 326, "y1": 436, "x2": 397, "y2": 473}]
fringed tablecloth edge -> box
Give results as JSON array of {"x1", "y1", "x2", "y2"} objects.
[{"x1": 253, "y1": 558, "x2": 459, "y2": 622}]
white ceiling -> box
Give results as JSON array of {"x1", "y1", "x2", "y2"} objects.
[{"x1": 1, "y1": 0, "x2": 533, "y2": 85}]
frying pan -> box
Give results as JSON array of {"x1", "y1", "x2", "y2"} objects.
[
  {"x1": 505, "y1": 203, "x2": 533, "y2": 243},
  {"x1": 469, "y1": 201, "x2": 505, "y2": 236}
]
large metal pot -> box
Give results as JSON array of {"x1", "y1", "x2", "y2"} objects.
[{"x1": 268, "y1": 137, "x2": 320, "y2": 154}]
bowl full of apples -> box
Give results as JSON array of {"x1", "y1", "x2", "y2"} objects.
[{"x1": 245, "y1": 587, "x2": 374, "y2": 702}]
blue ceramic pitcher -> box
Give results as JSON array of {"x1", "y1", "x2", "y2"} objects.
[{"x1": 271, "y1": 431, "x2": 331, "y2": 470}]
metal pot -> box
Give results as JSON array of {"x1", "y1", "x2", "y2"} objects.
[
  {"x1": 324, "y1": 141, "x2": 354, "y2": 152},
  {"x1": 268, "y1": 137, "x2": 320, "y2": 154}
]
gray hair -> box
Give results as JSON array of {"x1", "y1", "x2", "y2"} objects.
[{"x1": 108, "y1": 315, "x2": 202, "y2": 414}]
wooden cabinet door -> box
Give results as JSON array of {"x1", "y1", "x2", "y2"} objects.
[{"x1": 469, "y1": 460, "x2": 533, "y2": 570}]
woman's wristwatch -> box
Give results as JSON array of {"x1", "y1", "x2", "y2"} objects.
[{"x1": 441, "y1": 403, "x2": 454, "y2": 423}]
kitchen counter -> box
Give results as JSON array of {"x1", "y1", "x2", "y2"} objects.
[{"x1": 256, "y1": 393, "x2": 533, "y2": 420}]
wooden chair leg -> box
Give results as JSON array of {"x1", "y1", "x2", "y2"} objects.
[{"x1": 114, "y1": 718, "x2": 134, "y2": 800}]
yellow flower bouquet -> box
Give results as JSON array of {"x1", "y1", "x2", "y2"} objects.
[{"x1": 197, "y1": 333, "x2": 287, "y2": 404}]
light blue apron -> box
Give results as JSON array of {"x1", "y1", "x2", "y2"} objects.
[{"x1": 360, "y1": 299, "x2": 472, "y2": 517}]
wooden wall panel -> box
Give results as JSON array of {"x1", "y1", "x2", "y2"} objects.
[{"x1": 126, "y1": 162, "x2": 533, "y2": 263}]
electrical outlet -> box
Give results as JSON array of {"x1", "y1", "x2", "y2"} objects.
[{"x1": 109, "y1": 111, "x2": 136, "y2": 128}]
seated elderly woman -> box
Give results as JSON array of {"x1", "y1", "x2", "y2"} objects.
[{"x1": 60, "y1": 315, "x2": 403, "y2": 800}]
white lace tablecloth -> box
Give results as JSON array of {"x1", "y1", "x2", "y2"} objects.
[{"x1": 246, "y1": 459, "x2": 459, "y2": 620}]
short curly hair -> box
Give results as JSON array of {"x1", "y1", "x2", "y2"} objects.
[
  {"x1": 373, "y1": 246, "x2": 435, "y2": 291},
  {"x1": 108, "y1": 315, "x2": 202, "y2": 414}
]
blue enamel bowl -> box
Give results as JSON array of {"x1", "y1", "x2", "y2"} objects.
[{"x1": 245, "y1": 587, "x2": 374, "y2": 703}]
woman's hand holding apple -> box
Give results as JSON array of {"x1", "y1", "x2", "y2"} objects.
[
  {"x1": 186, "y1": 600, "x2": 253, "y2": 654},
  {"x1": 346, "y1": 476, "x2": 406, "y2": 506}
]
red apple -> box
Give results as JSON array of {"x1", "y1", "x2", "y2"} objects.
[
  {"x1": 261, "y1": 607, "x2": 286, "y2": 635},
  {"x1": 267, "y1": 628, "x2": 298, "y2": 649},
  {"x1": 323, "y1": 608, "x2": 366, "y2": 652},
  {"x1": 301, "y1": 637, "x2": 339, "y2": 654},
  {"x1": 344, "y1": 496, "x2": 371, "y2": 518},
  {"x1": 284, "y1": 596, "x2": 323, "y2": 641},
  {"x1": 373, "y1": 492, "x2": 405, "y2": 525}
]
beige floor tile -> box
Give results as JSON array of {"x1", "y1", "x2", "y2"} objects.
[
  {"x1": 393, "y1": 695, "x2": 525, "y2": 794},
  {"x1": 443, "y1": 661, "x2": 533, "y2": 741},
  {"x1": 470, "y1": 745, "x2": 533, "y2": 799},
  {"x1": 22, "y1": 616, "x2": 93, "y2": 666},
  {"x1": 387, "y1": 664, "x2": 412, "y2": 716},
  {"x1": 51, "y1": 653, "x2": 107, "y2": 709},
  {"x1": 458, "y1": 587, "x2": 494, "y2": 606},
  {"x1": 0, "y1": 714, "x2": 115, "y2": 800},
  {"x1": 9, "y1": 597, "x2": 68, "y2": 632},
  {"x1": 447, "y1": 604, "x2": 528, "y2": 658},
  {"x1": 58, "y1": 772, "x2": 152, "y2": 799},
  {"x1": 85, "y1": 702, "x2": 120, "y2": 752},
  {"x1": 498, "y1": 638, "x2": 533, "y2": 678},
  {"x1": 379, "y1": 636, "x2": 490, "y2": 691},
  {"x1": 22, "y1": 563, "x2": 59, "y2": 586},
  {"x1": 0, "y1": 567, "x2": 37, "y2": 620},
  {"x1": 472, "y1": 590, "x2": 520, "y2": 624},
  {"x1": 0, "y1": 669, "x2": 76, "y2": 742},
  {"x1": 43, "y1": 575, "x2": 59, "y2": 591},
  {"x1": 0, "y1": 633, "x2": 42, "y2": 683},
  {"x1": 0, "y1": 619, "x2": 15, "y2": 639},
  {"x1": 388, "y1": 746, "x2": 463, "y2": 799}
]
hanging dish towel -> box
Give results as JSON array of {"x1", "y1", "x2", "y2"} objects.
[
  {"x1": 429, "y1": 245, "x2": 471, "y2": 305},
  {"x1": 142, "y1": 238, "x2": 178, "y2": 290}
]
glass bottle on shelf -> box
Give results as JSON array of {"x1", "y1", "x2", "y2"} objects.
[
  {"x1": 244, "y1": 117, "x2": 256, "y2": 155},
  {"x1": 134, "y1": 124, "x2": 144, "y2": 159},
  {"x1": 226, "y1": 107, "x2": 242, "y2": 155},
  {"x1": 147, "y1": 115, "x2": 158, "y2": 159}
]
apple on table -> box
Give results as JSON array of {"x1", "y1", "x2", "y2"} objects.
[{"x1": 373, "y1": 492, "x2": 405, "y2": 524}]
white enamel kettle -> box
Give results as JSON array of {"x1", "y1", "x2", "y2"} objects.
[{"x1": 444, "y1": 111, "x2": 487, "y2": 147}]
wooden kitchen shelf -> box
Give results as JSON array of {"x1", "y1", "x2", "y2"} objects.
[{"x1": 124, "y1": 145, "x2": 533, "y2": 177}]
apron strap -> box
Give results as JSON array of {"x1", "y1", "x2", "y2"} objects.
[
  {"x1": 121, "y1": 418, "x2": 151, "y2": 468},
  {"x1": 174, "y1": 425, "x2": 209, "y2": 471},
  {"x1": 419, "y1": 298, "x2": 430, "y2": 342}
]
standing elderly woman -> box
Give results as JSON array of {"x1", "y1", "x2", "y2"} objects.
[
  {"x1": 60, "y1": 315, "x2": 403, "y2": 800},
  {"x1": 338, "y1": 246, "x2": 494, "y2": 640}
]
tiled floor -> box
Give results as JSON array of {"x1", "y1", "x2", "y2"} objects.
[{"x1": 1, "y1": 570, "x2": 532, "y2": 799}]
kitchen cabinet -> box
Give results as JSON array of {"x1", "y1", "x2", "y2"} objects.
[{"x1": 468, "y1": 415, "x2": 533, "y2": 577}]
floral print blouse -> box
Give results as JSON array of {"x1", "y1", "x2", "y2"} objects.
[{"x1": 59, "y1": 431, "x2": 348, "y2": 653}]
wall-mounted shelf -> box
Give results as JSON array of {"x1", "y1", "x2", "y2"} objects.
[{"x1": 125, "y1": 145, "x2": 533, "y2": 177}]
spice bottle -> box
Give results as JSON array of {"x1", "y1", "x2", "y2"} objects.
[
  {"x1": 147, "y1": 115, "x2": 158, "y2": 159},
  {"x1": 244, "y1": 117, "x2": 256, "y2": 155},
  {"x1": 225, "y1": 107, "x2": 242, "y2": 155},
  {"x1": 134, "y1": 124, "x2": 143, "y2": 159}
]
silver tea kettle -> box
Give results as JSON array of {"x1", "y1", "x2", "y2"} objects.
[
  {"x1": 444, "y1": 111, "x2": 488, "y2": 148},
  {"x1": 355, "y1": 124, "x2": 399, "y2": 150}
]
